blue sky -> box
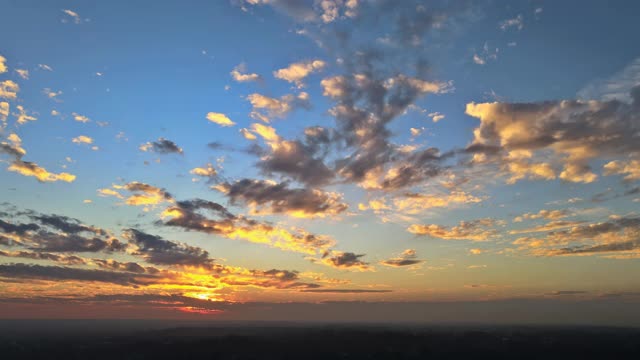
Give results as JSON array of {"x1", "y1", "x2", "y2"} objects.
[{"x1": 0, "y1": 0, "x2": 639, "y2": 323}]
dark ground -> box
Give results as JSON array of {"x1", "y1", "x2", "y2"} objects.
[{"x1": 1, "y1": 321, "x2": 639, "y2": 359}]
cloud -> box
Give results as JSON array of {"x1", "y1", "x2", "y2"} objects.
[
  {"x1": 0, "y1": 102, "x2": 8, "y2": 129},
  {"x1": 72, "y1": 135, "x2": 94, "y2": 145},
  {"x1": 38, "y1": 64, "x2": 53, "y2": 71},
  {"x1": 15, "y1": 69, "x2": 29, "y2": 79},
  {"x1": 190, "y1": 164, "x2": 218, "y2": 180},
  {"x1": 247, "y1": 123, "x2": 335, "y2": 186},
  {"x1": 509, "y1": 220, "x2": 585, "y2": 235},
  {"x1": 214, "y1": 178, "x2": 348, "y2": 218},
  {"x1": 72, "y1": 112, "x2": 90, "y2": 123},
  {"x1": 247, "y1": 92, "x2": 310, "y2": 122},
  {"x1": 322, "y1": 71, "x2": 452, "y2": 190},
  {"x1": 43, "y1": 88, "x2": 63, "y2": 101},
  {"x1": 0, "y1": 263, "x2": 157, "y2": 286},
  {"x1": 7, "y1": 161, "x2": 76, "y2": 183},
  {"x1": 240, "y1": 0, "x2": 317, "y2": 22},
  {"x1": 499, "y1": 14, "x2": 523, "y2": 31},
  {"x1": 464, "y1": 86, "x2": 640, "y2": 184},
  {"x1": 273, "y1": 60, "x2": 326, "y2": 87},
  {"x1": 380, "y1": 249, "x2": 423, "y2": 267},
  {"x1": 162, "y1": 198, "x2": 335, "y2": 255},
  {"x1": 603, "y1": 159, "x2": 640, "y2": 181},
  {"x1": 62, "y1": 9, "x2": 84, "y2": 24},
  {"x1": 124, "y1": 229, "x2": 215, "y2": 268},
  {"x1": 408, "y1": 218, "x2": 499, "y2": 241},
  {"x1": 0, "y1": 250, "x2": 86, "y2": 266},
  {"x1": 513, "y1": 216, "x2": 640, "y2": 259},
  {"x1": 139, "y1": 138, "x2": 183, "y2": 155},
  {"x1": 0, "y1": 80, "x2": 19, "y2": 100},
  {"x1": 206, "y1": 112, "x2": 236, "y2": 127},
  {"x1": 0, "y1": 55, "x2": 7, "y2": 74},
  {"x1": 513, "y1": 209, "x2": 570, "y2": 223},
  {"x1": 309, "y1": 251, "x2": 373, "y2": 271},
  {"x1": 0, "y1": 133, "x2": 26, "y2": 159},
  {"x1": 98, "y1": 182, "x2": 174, "y2": 208},
  {"x1": 578, "y1": 57, "x2": 640, "y2": 102},
  {"x1": 230, "y1": 63, "x2": 261, "y2": 83},
  {"x1": 300, "y1": 289, "x2": 392, "y2": 293},
  {"x1": 14, "y1": 105, "x2": 37, "y2": 125},
  {"x1": 0, "y1": 211, "x2": 123, "y2": 253},
  {"x1": 360, "y1": 191, "x2": 482, "y2": 216}
]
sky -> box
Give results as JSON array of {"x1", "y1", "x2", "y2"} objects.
[{"x1": 0, "y1": 0, "x2": 640, "y2": 324}]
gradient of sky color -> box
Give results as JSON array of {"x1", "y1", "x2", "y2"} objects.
[{"x1": 0, "y1": 0, "x2": 639, "y2": 324}]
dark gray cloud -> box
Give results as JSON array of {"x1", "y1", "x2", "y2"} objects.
[
  {"x1": 314, "y1": 251, "x2": 372, "y2": 271},
  {"x1": 0, "y1": 219, "x2": 39, "y2": 235},
  {"x1": 0, "y1": 209, "x2": 125, "y2": 253},
  {"x1": 140, "y1": 137, "x2": 183, "y2": 155},
  {"x1": 163, "y1": 198, "x2": 335, "y2": 254},
  {"x1": 216, "y1": 178, "x2": 348, "y2": 218},
  {"x1": 0, "y1": 250, "x2": 86, "y2": 265},
  {"x1": 124, "y1": 229, "x2": 215, "y2": 268},
  {"x1": 92, "y1": 259, "x2": 160, "y2": 274},
  {"x1": 29, "y1": 214, "x2": 106, "y2": 235},
  {"x1": 0, "y1": 263, "x2": 157, "y2": 286}
]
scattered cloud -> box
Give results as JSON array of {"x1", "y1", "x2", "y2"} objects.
[{"x1": 206, "y1": 112, "x2": 236, "y2": 127}]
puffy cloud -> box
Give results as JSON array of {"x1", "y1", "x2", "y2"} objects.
[
  {"x1": 98, "y1": 182, "x2": 173, "y2": 208},
  {"x1": 603, "y1": 159, "x2": 640, "y2": 181},
  {"x1": 0, "y1": 133, "x2": 26, "y2": 159},
  {"x1": 72, "y1": 112, "x2": 90, "y2": 123},
  {"x1": 206, "y1": 112, "x2": 236, "y2": 127},
  {"x1": 162, "y1": 198, "x2": 335, "y2": 255},
  {"x1": 214, "y1": 178, "x2": 348, "y2": 218},
  {"x1": 408, "y1": 218, "x2": 499, "y2": 241},
  {"x1": 38, "y1": 64, "x2": 53, "y2": 71},
  {"x1": 247, "y1": 123, "x2": 335, "y2": 186},
  {"x1": 465, "y1": 86, "x2": 640, "y2": 184},
  {"x1": 380, "y1": 249, "x2": 423, "y2": 267},
  {"x1": 0, "y1": 80, "x2": 19, "y2": 100},
  {"x1": 190, "y1": 163, "x2": 217, "y2": 180},
  {"x1": 469, "y1": 248, "x2": 484, "y2": 255},
  {"x1": 139, "y1": 138, "x2": 184, "y2": 155},
  {"x1": 7, "y1": 161, "x2": 76, "y2": 183},
  {"x1": 72, "y1": 135, "x2": 94, "y2": 145},
  {"x1": 124, "y1": 229, "x2": 215, "y2": 268},
  {"x1": 309, "y1": 251, "x2": 373, "y2": 271},
  {"x1": 273, "y1": 60, "x2": 326, "y2": 87},
  {"x1": 322, "y1": 71, "x2": 452, "y2": 189},
  {"x1": 247, "y1": 92, "x2": 310, "y2": 122},
  {"x1": 0, "y1": 55, "x2": 7, "y2": 73},
  {"x1": 230, "y1": 63, "x2": 261, "y2": 83}
]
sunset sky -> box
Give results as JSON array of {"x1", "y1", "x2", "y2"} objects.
[{"x1": 1, "y1": 0, "x2": 639, "y2": 323}]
